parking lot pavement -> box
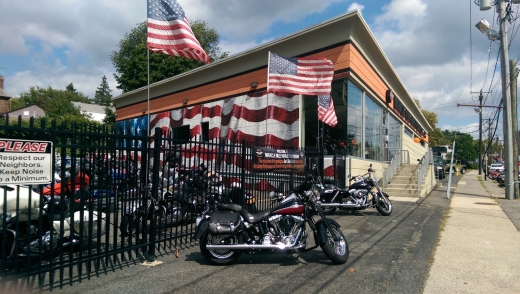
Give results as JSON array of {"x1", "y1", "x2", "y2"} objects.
[{"x1": 38, "y1": 188, "x2": 449, "y2": 294}]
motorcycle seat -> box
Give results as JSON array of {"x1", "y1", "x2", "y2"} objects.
[{"x1": 239, "y1": 209, "x2": 272, "y2": 225}]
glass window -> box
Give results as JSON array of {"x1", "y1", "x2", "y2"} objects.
[
  {"x1": 303, "y1": 80, "x2": 346, "y2": 154},
  {"x1": 345, "y1": 80, "x2": 362, "y2": 157},
  {"x1": 364, "y1": 95, "x2": 382, "y2": 161},
  {"x1": 404, "y1": 127, "x2": 413, "y2": 138},
  {"x1": 387, "y1": 114, "x2": 401, "y2": 161}
]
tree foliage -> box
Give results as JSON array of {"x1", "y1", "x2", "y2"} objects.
[
  {"x1": 110, "y1": 20, "x2": 228, "y2": 93},
  {"x1": 93, "y1": 75, "x2": 113, "y2": 106},
  {"x1": 9, "y1": 86, "x2": 91, "y2": 120},
  {"x1": 414, "y1": 99, "x2": 444, "y2": 146},
  {"x1": 452, "y1": 133, "x2": 478, "y2": 163}
]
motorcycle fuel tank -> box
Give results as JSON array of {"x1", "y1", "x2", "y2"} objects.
[{"x1": 271, "y1": 194, "x2": 305, "y2": 215}]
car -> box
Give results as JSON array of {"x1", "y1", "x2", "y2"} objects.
[
  {"x1": 433, "y1": 155, "x2": 445, "y2": 179},
  {"x1": 488, "y1": 163, "x2": 505, "y2": 173}
]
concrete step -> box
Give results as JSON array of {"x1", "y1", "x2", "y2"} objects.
[
  {"x1": 386, "y1": 183, "x2": 419, "y2": 190},
  {"x1": 389, "y1": 177, "x2": 418, "y2": 184},
  {"x1": 384, "y1": 188, "x2": 419, "y2": 196}
]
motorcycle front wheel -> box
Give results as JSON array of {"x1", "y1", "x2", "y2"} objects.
[
  {"x1": 375, "y1": 193, "x2": 393, "y2": 216},
  {"x1": 200, "y1": 232, "x2": 242, "y2": 265},
  {"x1": 322, "y1": 207, "x2": 337, "y2": 215},
  {"x1": 320, "y1": 223, "x2": 349, "y2": 264}
]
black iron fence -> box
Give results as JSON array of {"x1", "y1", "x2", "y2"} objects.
[{"x1": 0, "y1": 116, "x2": 331, "y2": 291}]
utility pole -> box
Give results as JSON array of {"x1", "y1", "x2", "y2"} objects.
[
  {"x1": 472, "y1": 90, "x2": 485, "y2": 175},
  {"x1": 498, "y1": 0, "x2": 514, "y2": 200},
  {"x1": 482, "y1": 118, "x2": 493, "y2": 179},
  {"x1": 510, "y1": 59, "x2": 519, "y2": 199},
  {"x1": 456, "y1": 100, "x2": 500, "y2": 175}
]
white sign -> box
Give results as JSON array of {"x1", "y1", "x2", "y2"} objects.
[{"x1": 0, "y1": 138, "x2": 53, "y2": 185}]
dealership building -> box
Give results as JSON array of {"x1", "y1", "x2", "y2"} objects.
[{"x1": 113, "y1": 10, "x2": 434, "y2": 194}]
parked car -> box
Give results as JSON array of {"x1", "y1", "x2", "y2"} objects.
[
  {"x1": 433, "y1": 155, "x2": 445, "y2": 179},
  {"x1": 488, "y1": 163, "x2": 505, "y2": 173}
]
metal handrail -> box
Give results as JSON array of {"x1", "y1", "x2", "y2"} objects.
[
  {"x1": 416, "y1": 148, "x2": 433, "y2": 193},
  {"x1": 383, "y1": 149, "x2": 407, "y2": 187}
]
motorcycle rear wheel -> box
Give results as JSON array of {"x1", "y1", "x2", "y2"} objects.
[
  {"x1": 376, "y1": 193, "x2": 393, "y2": 216},
  {"x1": 200, "y1": 232, "x2": 242, "y2": 265},
  {"x1": 120, "y1": 214, "x2": 143, "y2": 238},
  {"x1": 320, "y1": 223, "x2": 349, "y2": 264}
]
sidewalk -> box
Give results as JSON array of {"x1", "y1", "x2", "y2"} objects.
[{"x1": 423, "y1": 170, "x2": 520, "y2": 294}]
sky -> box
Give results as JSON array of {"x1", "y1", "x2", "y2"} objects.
[{"x1": 1, "y1": 0, "x2": 519, "y2": 141}]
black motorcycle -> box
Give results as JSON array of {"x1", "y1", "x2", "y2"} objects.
[
  {"x1": 120, "y1": 182, "x2": 185, "y2": 237},
  {"x1": 193, "y1": 168, "x2": 349, "y2": 265},
  {"x1": 317, "y1": 164, "x2": 393, "y2": 216},
  {"x1": 176, "y1": 164, "x2": 257, "y2": 212}
]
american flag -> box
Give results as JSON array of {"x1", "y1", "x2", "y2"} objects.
[
  {"x1": 147, "y1": 0, "x2": 210, "y2": 64},
  {"x1": 318, "y1": 95, "x2": 337, "y2": 127},
  {"x1": 267, "y1": 52, "x2": 334, "y2": 96}
]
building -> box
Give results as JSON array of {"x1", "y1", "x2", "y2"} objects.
[
  {"x1": 113, "y1": 10, "x2": 433, "y2": 190},
  {"x1": 0, "y1": 75, "x2": 11, "y2": 116},
  {"x1": 72, "y1": 101, "x2": 114, "y2": 122},
  {"x1": 3, "y1": 104, "x2": 46, "y2": 119}
]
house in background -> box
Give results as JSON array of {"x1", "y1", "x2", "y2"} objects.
[
  {"x1": 3, "y1": 104, "x2": 46, "y2": 119},
  {"x1": 72, "y1": 101, "x2": 114, "y2": 122}
]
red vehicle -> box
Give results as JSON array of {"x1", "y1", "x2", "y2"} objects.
[{"x1": 41, "y1": 172, "x2": 91, "y2": 208}]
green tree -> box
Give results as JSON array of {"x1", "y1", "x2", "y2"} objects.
[
  {"x1": 453, "y1": 133, "x2": 478, "y2": 163},
  {"x1": 111, "y1": 20, "x2": 228, "y2": 93},
  {"x1": 66, "y1": 83, "x2": 78, "y2": 94},
  {"x1": 414, "y1": 99, "x2": 444, "y2": 146},
  {"x1": 14, "y1": 86, "x2": 91, "y2": 119},
  {"x1": 93, "y1": 76, "x2": 113, "y2": 106},
  {"x1": 102, "y1": 107, "x2": 116, "y2": 128}
]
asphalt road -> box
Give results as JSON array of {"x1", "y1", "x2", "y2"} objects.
[{"x1": 2, "y1": 176, "x2": 459, "y2": 294}]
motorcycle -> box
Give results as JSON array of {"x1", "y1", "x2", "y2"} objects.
[
  {"x1": 0, "y1": 184, "x2": 106, "y2": 267},
  {"x1": 317, "y1": 164, "x2": 393, "y2": 216},
  {"x1": 193, "y1": 168, "x2": 349, "y2": 265}
]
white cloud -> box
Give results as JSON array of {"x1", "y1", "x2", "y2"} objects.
[
  {"x1": 0, "y1": 0, "x2": 518, "y2": 136},
  {"x1": 347, "y1": 2, "x2": 365, "y2": 14}
]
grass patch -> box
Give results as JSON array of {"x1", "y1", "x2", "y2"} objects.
[
  {"x1": 428, "y1": 207, "x2": 451, "y2": 266},
  {"x1": 477, "y1": 175, "x2": 499, "y2": 203}
]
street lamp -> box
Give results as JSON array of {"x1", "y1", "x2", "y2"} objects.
[{"x1": 475, "y1": 19, "x2": 500, "y2": 40}]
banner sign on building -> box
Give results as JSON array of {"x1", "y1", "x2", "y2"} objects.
[
  {"x1": 0, "y1": 138, "x2": 53, "y2": 185},
  {"x1": 251, "y1": 147, "x2": 305, "y2": 172}
]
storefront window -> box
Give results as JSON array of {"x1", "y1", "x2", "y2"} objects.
[
  {"x1": 387, "y1": 114, "x2": 401, "y2": 161},
  {"x1": 303, "y1": 80, "x2": 346, "y2": 153},
  {"x1": 364, "y1": 95, "x2": 382, "y2": 161},
  {"x1": 345, "y1": 80, "x2": 362, "y2": 157}
]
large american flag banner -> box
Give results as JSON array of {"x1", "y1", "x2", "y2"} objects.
[
  {"x1": 147, "y1": 0, "x2": 210, "y2": 64},
  {"x1": 267, "y1": 52, "x2": 334, "y2": 96},
  {"x1": 318, "y1": 95, "x2": 338, "y2": 127}
]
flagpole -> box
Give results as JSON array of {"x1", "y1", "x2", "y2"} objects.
[{"x1": 146, "y1": 4, "x2": 151, "y2": 191}]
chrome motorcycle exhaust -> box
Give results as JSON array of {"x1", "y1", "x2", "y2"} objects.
[
  {"x1": 206, "y1": 243, "x2": 306, "y2": 250},
  {"x1": 318, "y1": 202, "x2": 360, "y2": 208}
]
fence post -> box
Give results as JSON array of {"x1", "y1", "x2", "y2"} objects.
[
  {"x1": 147, "y1": 128, "x2": 162, "y2": 261},
  {"x1": 240, "y1": 140, "x2": 247, "y2": 205}
]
